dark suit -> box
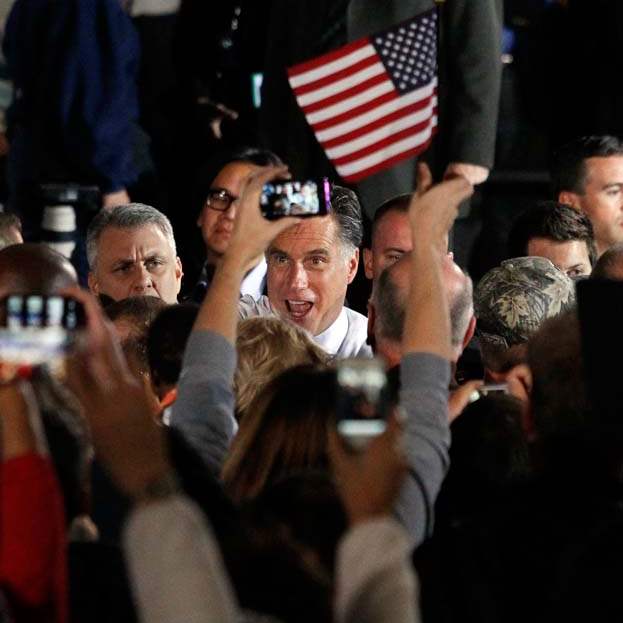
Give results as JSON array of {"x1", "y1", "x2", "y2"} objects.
[{"x1": 260, "y1": 0, "x2": 503, "y2": 217}]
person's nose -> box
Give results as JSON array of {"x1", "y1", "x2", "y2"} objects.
[
  {"x1": 132, "y1": 264, "x2": 155, "y2": 293},
  {"x1": 221, "y1": 198, "x2": 238, "y2": 221},
  {"x1": 289, "y1": 262, "x2": 309, "y2": 290}
]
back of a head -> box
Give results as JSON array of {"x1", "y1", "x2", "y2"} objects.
[
  {"x1": 437, "y1": 393, "x2": 532, "y2": 523},
  {"x1": 527, "y1": 311, "x2": 598, "y2": 469},
  {"x1": 551, "y1": 135, "x2": 623, "y2": 197},
  {"x1": 105, "y1": 296, "x2": 168, "y2": 376},
  {"x1": 235, "y1": 316, "x2": 331, "y2": 419},
  {"x1": 0, "y1": 242, "x2": 77, "y2": 297},
  {"x1": 475, "y1": 257, "x2": 576, "y2": 372},
  {"x1": 147, "y1": 303, "x2": 199, "y2": 395},
  {"x1": 508, "y1": 201, "x2": 597, "y2": 266},
  {"x1": 591, "y1": 242, "x2": 623, "y2": 280},
  {"x1": 222, "y1": 365, "x2": 335, "y2": 503},
  {"x1": 0, "y1": 213, "x2": 23, "y2": 251}
]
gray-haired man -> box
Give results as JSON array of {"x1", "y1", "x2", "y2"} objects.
[{"x1": 86, "y1": 203, "x2": 183, "y2": 304}]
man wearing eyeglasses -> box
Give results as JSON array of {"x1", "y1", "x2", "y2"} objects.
[{"x1": 194, "y1": 147, "x2": 282, "y2": 301}]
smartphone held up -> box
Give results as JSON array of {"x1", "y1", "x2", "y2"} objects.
[
  {"x1": 0, "y1": 294, "x2": 85, "y2": 373},
  {"x1": 260, "y1": 177, "x2": 331, "y2": 220}
]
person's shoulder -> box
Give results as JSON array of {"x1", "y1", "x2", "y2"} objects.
[
  {"x1": 342, "y1": 306, "x2": 373, "y2": 358},
  {"x1": 238, "y1": 294, "x2": 272, "y2": 319},
  {"x1": 344, "y1": 305, "x2": 368, "y2": 328}
]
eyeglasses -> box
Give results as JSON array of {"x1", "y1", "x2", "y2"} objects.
[{"x1": 205, "y1": 188, "x2": 238, "y2": 212}]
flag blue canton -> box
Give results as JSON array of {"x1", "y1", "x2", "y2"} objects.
[{"x1": 372, "y1": 11, "x2": 437, "y2": 95}]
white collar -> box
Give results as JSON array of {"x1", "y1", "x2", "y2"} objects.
[
  {"x1": 313, "y1": 308, "x2": 348, "y2": 356},
  {"x1": 240, "y1": 258, "x2": 267, "y2": 301}
]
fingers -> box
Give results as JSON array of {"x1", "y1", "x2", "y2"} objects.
[
  {"x1": 415, "y1": 162, "x2": 433, "y2": 195},
  {"x1": 448, "y1": 379, "x2": 484, "y2": 422}
]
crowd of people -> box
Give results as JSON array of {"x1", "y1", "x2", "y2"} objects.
[{"x1": 2, "y1": 1, "x2": 623, "y2": 623}]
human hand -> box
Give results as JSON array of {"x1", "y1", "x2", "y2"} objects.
[
  {"x1": 414, "y1": 161, "x2": 434, "y2": 197},
  {"x1": 102, "y1": 189, "x2": 130, "y2": 210},
  {"x1": 449, "y1": 379, "x2": 484, "y2": 422},
  {"x1": 63, "y1": 286, "x2": 171, "y2": 499},
  {"x1": 328, "y1": 413, "x2": 407, "y2": 526},
  {"x1": 444, "y1": 162, "x2": 489, "y2": 186},
  {"x1": 223, "y1": 165, "x2": 302, "y2": 273},
  {"x1": 408, "y1": 176, "x2": 474, "y2": 255}
]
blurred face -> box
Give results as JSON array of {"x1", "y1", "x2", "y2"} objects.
[
  {"x1": 267, "y1": 216, "x2": 358, "y2": 336},
  {"x1": 197, "y1": 161, "x2": 262, "y2": 261},
  {"x1": 88, "y1": 225, "x2": 182, "y2": 304},
  {"x1": 364, "y1": 209, "x2": 412, "y2": 280},
  {"x1": 527, "y1": 237, "x2": 592, "y2": 278},
  {"x1": 564, "y1": 156, "x2": 623, "y2": 256}
]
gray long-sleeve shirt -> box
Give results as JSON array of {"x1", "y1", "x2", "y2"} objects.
[{"x1": 170, "y1": 329, "x2": 450, "y2": 547}]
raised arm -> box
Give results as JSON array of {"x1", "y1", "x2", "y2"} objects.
[
  {"x1": 395, "y1": 177, "x2": 473, "y2": 545},
  {"x1": 170, "y1": 166, "x2": 301, "y2": 474}
]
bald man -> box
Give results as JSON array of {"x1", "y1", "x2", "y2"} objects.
[
  {"x1": 0, "y1": 242, "x2": 78, "y2": 298},
  {"x1": 368, "y1": 252, "x2": 476, "y2": 371}
]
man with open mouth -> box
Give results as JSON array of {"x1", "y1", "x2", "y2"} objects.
[{"x1": 239, "y1": 185, "x2": 371, "y2": 358}]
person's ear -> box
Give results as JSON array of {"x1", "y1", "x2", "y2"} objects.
[
  {"x1": 363, "y1": 247, "x2": 373, "y2": 280},
  {"x1": 505, "y1": 363, "x2": 536, "y2": 441},
  {"x1": 346, "y1": 248, "x2": 359, "y2": 284},
  {"x1": 558, "y1": 190, "x2": 582, "y2": 209},
  {"x1": 175, "y1": 257, "x2": 184, "y2": 285},
  {"x1": 462, "y1": 315, "x2": 476, "y2": 351},
  {"x1": 87, "y1": 272, "x2": 99, "y2": 294}
]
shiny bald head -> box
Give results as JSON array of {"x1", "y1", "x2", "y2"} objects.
[{"x1": 0, "y1": 243, "x2": 78, "y2": 298}]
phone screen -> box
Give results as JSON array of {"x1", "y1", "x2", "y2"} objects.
[
  {"x1": 0, "y1": 295, "x2": 85, "y2": 366},
  {"x1": 335, "y1": 358, "x2": 389, "y2": 450},
  {"x1": 260, "y1": 178, "x2": 331, "y2": 220}
]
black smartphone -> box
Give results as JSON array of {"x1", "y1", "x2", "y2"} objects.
[
  {"x1": 0, "y1": 294, "x2": 85, "y2": 366},
  {"x1": 335, "y1": 358, "x2": 390, "y2": 451},
  {"x1": 260, "y1": 178, "x2": 331, "y2": 220}
]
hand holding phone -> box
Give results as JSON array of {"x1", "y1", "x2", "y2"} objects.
[{"x1": 335, "y1": 358, "x2": 390, "y2": 451}]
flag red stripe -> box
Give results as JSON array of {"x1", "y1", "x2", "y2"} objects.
[
  {"x1": 311, "y1": 91, "x2": 399, "y2": 131},
  {"x1": 340, "y1": 134, "x2": 436, "y2": 183},
  {"x1": 293, "y1": 54, "x2": 380, "y2": 96},
  {"x1": 301, "y1": 73, "x2": 392, "y2": 114},
  {"x1": 332, "y1": 116, "x2": 437, "y2": 166},
  {"x1": 287, "y1": 37, "x2": 371, "y2": 78},
  {"x1": 320, "y1": 94, "x2": 435, "y2": 148}
]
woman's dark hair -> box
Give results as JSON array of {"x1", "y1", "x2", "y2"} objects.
[{"x1": 222, "y1": 364, "x2": 335, "y2": 502}]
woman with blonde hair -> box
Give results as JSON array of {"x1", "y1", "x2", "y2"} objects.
[{"x1": 234, "y1": 316, "x2": 331, "y2": 421}]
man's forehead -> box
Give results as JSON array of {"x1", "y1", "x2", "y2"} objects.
[
  {"x1": 272, "y1": 216, "x2": 338, "y2": 249},
  {"x1": 99, "y1": 225, "x2": 173, "y2": 259},
  {"x1": 585, "y1": 155, "x2": 623, "y2": 183},
  {"x1": 373, "y1": 210, "x2": 411, "y2": 247}
]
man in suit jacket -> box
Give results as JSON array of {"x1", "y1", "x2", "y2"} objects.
[{"x1": 260, "y1": 0, "x2": 503, "y2": 217}]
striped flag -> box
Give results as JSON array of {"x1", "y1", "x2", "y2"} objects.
[{"x1": 287, "y1": 10, "x2": 438, "y2": 183}]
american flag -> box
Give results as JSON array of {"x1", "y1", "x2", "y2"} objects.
[{"x1": 287, "y1": 10, "x2": 438, "y2": 183}]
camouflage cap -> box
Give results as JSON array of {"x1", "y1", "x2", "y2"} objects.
[{"x1": 474, "y1": 257, "x2": 576, "y2": 348}]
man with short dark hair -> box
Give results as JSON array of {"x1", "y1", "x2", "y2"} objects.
[
  {"x1": 551, "y1": 135, "x2": 623, "y2": 256},
  {"x1": 87, "y1": 203, "x2": 183, "y2": 304},
  {"x1": 508, "y1": 201, "x2": 596, "y2": 278},
  {"x1": 239, "y1": 185, "x2": 370, "y2": 358},
  {"x1": 363, "y1": 194, "x2": 411, "y2": 280}
]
